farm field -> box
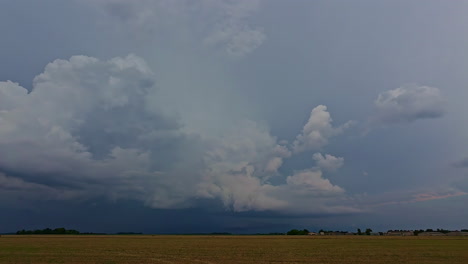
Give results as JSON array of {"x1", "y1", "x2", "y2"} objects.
[{"x1": 0, "y1": 235, "x2": 467, "y2": 264}]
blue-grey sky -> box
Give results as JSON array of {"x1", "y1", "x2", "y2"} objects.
[{"x1": 1, "y1": 0, "x2": 468, "y2": 233}]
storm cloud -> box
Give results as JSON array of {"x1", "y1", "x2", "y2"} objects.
[
  {"x1": 1, "y1": 0, "x2": 468, "y2": 233},
  {"x1": 0, "y1": 55, "x2": 357, "y2": 214},
  {"x1": 453, "y1": 158, "x2": 468, "y2": 168},
  {"x1": 0, "y1": 55, "x2": 196, "y2": 208},
  {"x1": 372, "y1": 84, "x2": 446, "y2": 124},
  {"x1": 90, "y1": 0, "x2": 265, "y2": 57}
]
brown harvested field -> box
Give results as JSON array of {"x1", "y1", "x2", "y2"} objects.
[{"x1": 0, "y1": 235, "x2": 467, "y2": 264}]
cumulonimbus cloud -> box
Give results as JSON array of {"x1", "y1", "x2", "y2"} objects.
[
  {"x1": 202, "y1": 0, "x2": 265, "y2": 57},
  {"x1": 0, "y1": 55, "x2": 356, "y2": 214},
  {"x1": 89, "y1": 0, "x2": 266, "y2": 57},
  {"x1": 372, "y1": 84, "x2": 446, "y2": 124},
  {"x1": 0, "y1": 54, "x2": 193, "y2": 208}
]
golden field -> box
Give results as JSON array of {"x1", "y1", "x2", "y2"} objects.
[{"x1": 0, "y1": 235, "x2": 467, "y2": 264}]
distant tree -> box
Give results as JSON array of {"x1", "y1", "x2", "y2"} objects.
[
  {"x1": 67, "y1": 229, "x2": 80, "y2": 235},
  {"x1": 54, "y1": 228, "x2": 66, "y2": 234},
  {"x1": 365, "y1": 228, "x2": 372, "y2": 235},
  {"x1": 426, "y1": 229, "x2": 434, "y2": 232},
  {"x1": 436, "y1": 228, "x2": 450, "y2": 234},
  {"x1": 357, "y1": 228, "x2": 362, "y2": 235},
  {"x1": 286, "y1": 229, "x2": 309, "y2": 235}
]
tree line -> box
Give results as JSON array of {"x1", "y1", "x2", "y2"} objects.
[
  {"x1": 286, "y1": 228, "x2": 468, "y2": 236},
  {"x1": 286, "y1": 229, "x2": 310, "y2": 235},
  {"x1": 285, "y1": 228, "x2": 375, "y2": 235},
  {"x1": 16, "y1": 228, "x2": 80, "y2": 235}
]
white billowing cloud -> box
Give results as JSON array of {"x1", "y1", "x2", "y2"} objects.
[
  {"x1": 0, "y1": 54, "x2": 356, "y2": 215},
  {"x1": 292, "y1": 105, "x2": 352, "y2": 153},
  {"x1": 265, "y1": 157, "x2": 283, "y2": 173},
  {"x1": 286, "y1": 169, "x2": 344, "y2": 194},
  {"x1": 0, "y1": 54, "x2": 195, "y2": 208},
  {"x1": 197, "y1": 164, "x2": 287, "y2": 212},
  {"x1": 194, "y1": 114, "x2": 351, "y2": 213},
  {"x1": 196, "y1": 120, "x2": 291, "y2": 211},
  {"x1": 0, "y1": 81, "x2": 28, "y2": 112},
  {"x1": 195, "y1": 120, "x2": 352, "y2": 213},
  {"x1": 272, "y1": 169, "x2": 355, "y2": 214},
  {"x1": 90, "y1": 0, "x2": 265, "y2": 57},
  {"x1": 312, "y1": 153, "x2": 344, "y2": 172},
  {"x1": 373, "y1": 84, "x2": 446, "y2": 124}
]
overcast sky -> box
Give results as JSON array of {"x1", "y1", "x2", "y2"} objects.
[{"x1": 1, "y1": 0, "x2": 468, "y2": 233}]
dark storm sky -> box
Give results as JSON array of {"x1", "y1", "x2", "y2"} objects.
[{"x1": 1, "y1": 0, "x2": 468, "y2": 233}]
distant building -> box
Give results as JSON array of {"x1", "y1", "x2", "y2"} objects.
[
  {"x1": 320, "y1": 232, "x2": 348, "y2": 236},
  {"x1": 330, "y1": 232, "x2": 346, "y2": 236},
  {"x1": 386, "y1": 231, "x2": 413, "y2": 236},
  {"x1": 446, "y1": 232, "x2": 468, "y2": 236},
  {"x1": 418, "y1": 232, "x2": 446, "y2": 236},
  {"x1": 307, "y1": 232, "x2": 317, "y2": 236},
  {"x1": 446, "y1": 232, "x2": 461, "y2": 236}
]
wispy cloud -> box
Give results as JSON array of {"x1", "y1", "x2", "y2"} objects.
[{"x1": 367, "y1": 190, "x2": 467, "y2": 208}]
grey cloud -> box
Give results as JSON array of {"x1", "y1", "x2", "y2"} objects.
[
  {"x1": 0, "y1": 172, "x2": 83, "y2": 202},
  {"x1": 3, "y1": 0, "x2": 468, "y2": 232},
  {"x1": 196, "y1": 118, "x2": 354, "y2": 214},
  {"x1": 358, "y1": 186, "x2": 467, "y2": 209},
  {"x1": 286, "y1": 169, "x2": 344, "y2": 194},
  {"x1": 91, "y1": 0, "x2": 265, "y2": 57},
  {"x1": 0, "y1": 54, "x2": 357, "y2": 215},
  {"x1": 196, "y1": 120, "x2": 291, "y2": 212},
  {"x1": 312, "y1": 153, "x2": 344, "y2": 172},
  {"x1": 93, "y1": 0, "x2": 175, "y2": 26},
  {"x1": 0, "y1": 55, "x2": 198, "y2": 208},
  {"x1": 453, "y1": 158, "x2": 468, "y2": 168},
  {"x1": 203, "y1": 0, "x2": 265, "y2": 57},
  {"x1": 205, "y1": 23, "x2": 266, "y2": 57},
  {"x1": 372, "y1": 84, "x2": 446, "y2": 124},
  {"x1": 0, "y1": 81, "x2": 28, "y2": 111}
]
